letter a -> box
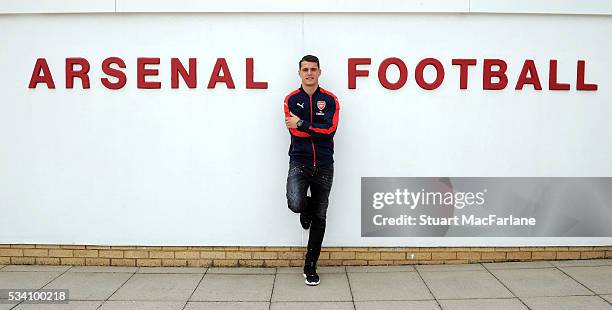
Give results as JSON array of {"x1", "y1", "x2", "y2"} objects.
[{"x1": 28, "y1": 58, "x2": 56, "y2": 89}]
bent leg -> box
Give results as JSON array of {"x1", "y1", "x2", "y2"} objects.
[{"x1": 286, "y1": 162, "x2": 310, "y2": 213}]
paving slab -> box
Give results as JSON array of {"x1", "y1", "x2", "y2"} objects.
[
  {"x1": 348, "y1": 272, "x2": 433, "y2": 301},
  {"x1": 99, "y1": 301, "x2": 185, "y2": 310},
  {"x1": 347, "y1": 266, "x2": 415, "y2": 273},
  {"x1": 438, "y1": 298, "x2": 528, "y2": 310},
  {"x1": 559, "y1": 266, "x2": 612, "y2": 294},
  {"x1": 191, "y1": 274, "x2": 274, "y2": 302},
  {"x1": 1, "y1": 265, "x2": 71, "y2": 272},
  {"x1": 490, "y1": 268, "x2": 592, "y2": 297},
  {"x1": 271, "y1": 301, "x2": 354, "y2": 310},
  {"x1": 0, "y1": 302, "x2": 19, "y2": 310},
  {"x1": 3, "y1": 259, "x2": 611, "y2": 309},
  {"x1": 0, "y1": 266, "x2": 5, "y2": 270},
  {"x1": 355, "y1": 300, "x2": 440, "y2": 310},
  {"x1": 521, "y1": 296, "x2": 612, "y2": 310},
  {"x1": 14, "y1": 301, "x2": 103, "y2": 310},
  {"x1": 185, "y1": 301, "x2": 269, "y2": 310},
  {"x1": 207, "y1": 268, "x2": 275, "y2": 275},
  {"x1": 137, "y1": 267, "x2": 207, "y2": 274},
  {"x1": 271, "y1": 273, "x2": 351, "y2": 302},
  {"x1": 109, "y1": 273, "x2": 202, "y2": 301},
  {"x1": 0, "y1": 271, "x2": 61, "y2": 290},
  {"x1": 68, "y1": 266, "x2": 137, "y2": 273},
  {"x1": 483, "y1": 261, "x2": 555, "y2": 270},
  {"x1": 416, "y1": 264, "x2": 485, "y2": 272},
  {"x1": 551, "y1": 259, "x2": 612, "y2": 268},
  {"x1": 277, "y1": 267, "x2": 345, "y2": 274},
  {"x1": 43, "y1": 272, "x2": 133, "y2": 300},
  {"x1": 420, "y1": 270, "x2": 513, "y2": 299}
]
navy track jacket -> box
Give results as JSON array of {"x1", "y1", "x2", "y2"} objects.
[{"x1": 284, "y1": 86, "x2": 340, "y2": 166}]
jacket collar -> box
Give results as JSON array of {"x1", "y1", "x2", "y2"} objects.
[{"x1": 299, "y1": 85, "x2": 320, "y2": 96}]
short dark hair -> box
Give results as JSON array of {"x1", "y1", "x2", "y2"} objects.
[{"x1": 299, "y1": 55, "x2": 320, "y2": 69}]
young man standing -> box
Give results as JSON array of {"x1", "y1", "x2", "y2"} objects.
[{"x1": 284, "y1": 55, "x2": 340, "y2": 286}]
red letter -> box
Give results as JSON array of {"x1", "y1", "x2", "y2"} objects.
[
  {"x1": 548, "y1": 60, "x2": 570, "y2": 90},
  {"x1": 137, "y1": 57, "x2": 161, "y2": 89},
  {"x1": 483, "y1": 59, "x2": 508, "y2": 90},
  {"x1": 28, "y1": 58, "x2": 55, "y2": 89},
  {"x1": 348, "y1": 58, "x2": 371, "y2": 89},
  {"x1": 515, "y1": 59, "x2": 542, "y2": 90},
  {"x1": 452, "y1": 59, "x2": 476, "y2": 89},
  {"x1": 207, "y1": 58, "x2": 235, "y2": 89},
  {"x1": 101, "y1": 57, "x2": 127, "y2": 90},
  {"x1": 378, "y1": 57, "x2": 408, "y2": 90},
  {"x1": 576, "y1": 60, "x2": 598, "y2": 91},
  {"x1": 66, "y1": 57, "x2": 91, "y2": 89},
  {"x1": 246, "y1": 58, "x2": 268, "y2": 89},
  {"x1": 415, "y1": 58, "x2": 444, "y2": 90},
  {"x1": 171, "y1": 58, "x2": 197, "y2": 89}
]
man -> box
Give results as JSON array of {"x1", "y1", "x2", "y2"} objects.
[{"x1": 284, "y1": 55, "x2": 340, "y2": 286}]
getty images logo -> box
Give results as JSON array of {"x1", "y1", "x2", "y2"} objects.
[{"x1": 372, "y1": 188, "x2": 487, "y2": 210}]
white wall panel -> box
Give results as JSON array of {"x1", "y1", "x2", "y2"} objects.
[
  {"x1": 0, "y1": 0, "x2": 114, "y2": 14},
  {"x1": 1, "y1": 13, "x2": 611, "y2": 246},
  {"x1": 470, "y1": 0, "x2": 612, "y2": 15},
  {"x1": 3, "y1": 0, "x2": 612, "y2": 15},
  {"x1": 115, "y1": 0, "x2": 468, "y2": 13}
]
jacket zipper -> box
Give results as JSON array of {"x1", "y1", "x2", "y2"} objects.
[{"x1": 309, "y1": 94, "x2": 316, "y2": 167}]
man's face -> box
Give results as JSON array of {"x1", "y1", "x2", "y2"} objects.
[{"x1": 299, "y1": 61, "x2": 321, "y2": 87}]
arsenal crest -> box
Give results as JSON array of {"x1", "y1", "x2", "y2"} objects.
[{"x1": 317, "y1": 100, "x2": 326, "y2": 110}]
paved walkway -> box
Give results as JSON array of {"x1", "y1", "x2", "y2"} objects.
[{"x1": 0, "y1": 259, "x2": 611, "y2": 309}]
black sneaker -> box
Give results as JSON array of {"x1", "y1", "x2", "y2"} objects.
[
  {"x1": 300, "y1": 211, "x2": 312, "y2": 230},
  {"x1": 303, "y1": 263, "x2": 320, "y2": 286}
]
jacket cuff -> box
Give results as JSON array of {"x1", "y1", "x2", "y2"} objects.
[{"x1": 297, "y1": 120, "x2": 310, "y2": 132}]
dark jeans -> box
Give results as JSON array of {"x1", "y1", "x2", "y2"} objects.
[{"x1": 286, "y1": 161, "x2": 334, "y2": 265}]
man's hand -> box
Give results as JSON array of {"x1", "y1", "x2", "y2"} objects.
[{"x1": 285, "y1": 112, "x2": 300, "y2": 129}]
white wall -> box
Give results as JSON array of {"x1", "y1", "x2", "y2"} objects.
[
  {"x1": 1, "y1": 13, "x2": 611, "y2": 246},
  {"x1": 2, "y1": 0, "x2": 612, "y2": 14}
]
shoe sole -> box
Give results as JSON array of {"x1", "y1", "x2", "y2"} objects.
[
  {"x1": 303, "y1": 273, "x2": 320, "y2": 286},
  {"x1": 300, "y1": 214, "x2": 311, "y2": 230}
]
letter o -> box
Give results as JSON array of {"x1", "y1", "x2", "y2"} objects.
[
  {"x1": 415, "y1": 58, "x2": 445, "y2": 90},
  {"x1": 378, "y1": 57, "x2": 408, "y2": 90}
]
